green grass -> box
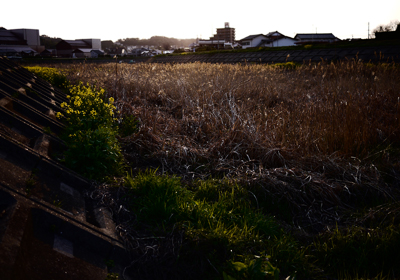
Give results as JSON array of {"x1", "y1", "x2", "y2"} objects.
[
  {"x1": 124, "y1": 169, "x2": 400, "y2": 279},
  {"x1": 312, "y1": 224, "x2": 400, "y2": 279},
  {"x1": 125, "y1": 170, "x2": 315, "y2": 279}
]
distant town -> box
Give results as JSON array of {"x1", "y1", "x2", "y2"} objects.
[{"x1": 1, "y1": 22, "x2": 399, "y2": 59}]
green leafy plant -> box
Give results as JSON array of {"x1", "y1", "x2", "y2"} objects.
[
  {"x1": 118, "y1": 114, "x2": 139, "y2": 137},
  {"x1": 43, "y1": 126, "x2": 53, "y2": 135},
  {"x1": 52, "y1": 195, "x2": 63, "y2": 208},
  {"x1": 25, "y1": 66, "x2": 69, "y2": 89},
  {"x1": 313, "y1": 225, "x2": 400, "y2": 278},
  {"x1": 105, "y1": 272, "x2": 119, "y2": 279},
  {"x1": 56, "y1": 82, "x2": 124, "y2": 179},
  {"x1": 223, "y1": 256, "x2": 280, "y2": 280},
  {"x1": 104, "y1": 259, "x2": 115, "y2": 268}
]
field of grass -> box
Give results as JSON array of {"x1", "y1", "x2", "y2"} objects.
[{"x1": 29, "y1": 60, "x2": 400, "y2": 279}]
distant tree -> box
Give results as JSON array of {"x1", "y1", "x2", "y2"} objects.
[
  {"x1": 173, "y1": 48, "x2": 186, "y2": 53},
  {"x1": 101, "y1": 40, "x2": 117, "y2": 49},
  {"x1": 162, "y1": 43, "x2": 171, "y2": 50},
  {"x1": 115, "y1": 36, "x2": 196, "y2": 48},
  {"x1": 118, "y1": 38, "x2": 140, "y2": 46},
  {"x1": 372, "y1": 20, "x2": 400, "y2": 38},
  {"x1": 40, "y1": 35, "x2": 62, "y2": 49},
  {"x1": 194, "y1": 45, "x2": 216, "y2": 52}
]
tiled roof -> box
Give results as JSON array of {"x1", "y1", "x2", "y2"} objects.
[
  {"x1": 63, "y1": 40, "x2": 91, "y2": 48},
  {"x1": 91, "y1": 50, "x2": 104, "y2": 54},
  {"x1": 295, "y1": 33, "x2": 338, "y2": 40},
  {"x1": 0, "y1": 46, "x2": 36, "y2": 53},
  {"x1": 240, "y1": 34, "x2": 266, "y2": 41}
]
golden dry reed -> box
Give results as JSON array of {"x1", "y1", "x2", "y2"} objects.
[{"x1": 58, "y1": 61, "x2": 399, "y2": 168}]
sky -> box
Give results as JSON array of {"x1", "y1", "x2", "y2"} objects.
[{"x1": 2, "y1": 0, "x2": 400, "y2": 42}]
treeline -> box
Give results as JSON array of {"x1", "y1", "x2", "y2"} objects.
[
  {"x1": 40, "y1": 35, "x2": 196, "y2": 50},
  {"x1": 116, "y1": 36, "x2": 196, "y2": 48},
  {"x1": 40, "y1": 35, "x2": 62, "y2": 49}
]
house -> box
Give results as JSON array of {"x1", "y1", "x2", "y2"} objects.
[
  {"x1": 240, "y1": 31, "x2": 298, "y2": 49},
  {"x1": 72, "y1": 48, "x2": 92, "y2": 58},
  {"x1": 129, "y1": 47, "x2": 148, "y2": 56},
  {"x1": 375, "y1": 24, "x2": 400, "y2": 40},
  {"x1": 265, "y1": 31, "x2": 285, "y2": 40},
  {"x1": 90, "y1": 49, "x2": 104, "y2": 58},
  {"x1": 198, "y1": 39, "x2": 226, "y2": 49},
  {"x1": 106, "y1": 47, "x2": 126, "y2": 57},
  {"x1": 239, "y1": 34, "x2": 268, "y2": 49},
  {"x1": 56, "y1": 39, "x2": 101, "y2": 57},
  {"x1": 294, "y1": 33, "x2": 340, "y2": 45},
  {"x1": 0, "y1": 28, "x2": 44, "y2": 56},
  {"x1": 40, "y1": 49, "x2": 57, "y2": 57},
  {"x1": 262, "y1": 31, "x2": 297, "y2": 47}
]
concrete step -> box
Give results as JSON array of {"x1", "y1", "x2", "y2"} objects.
[{"x1": 0, "y1": 56, "x2": 132, "y2": 279}]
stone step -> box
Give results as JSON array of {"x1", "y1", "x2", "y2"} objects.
[{"x1": 0, "y1": 56, "x2": 132, "y2": 279}]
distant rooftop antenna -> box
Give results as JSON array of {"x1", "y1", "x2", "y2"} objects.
[{"x1": 225, "y1": 22, "x2": 230, "y2": 28}]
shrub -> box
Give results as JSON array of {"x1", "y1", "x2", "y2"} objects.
[
  {"x1": 118, "y1": 114, "x2": 139, "y2": 137},
  {"x1": 57, "y1": 82, "x2": 123, "y2": 179},
  {"x1": 63, "y1": 126, "x2": 123, "y2": 179},
  {"x1": 24, "y1": 66, "x2": 69, "y2": 89}
]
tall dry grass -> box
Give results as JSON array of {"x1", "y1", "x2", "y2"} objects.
[
  {"x1": 61, "y1": 61, "x2": 399, "y2": 160},
  {"x1": 56, "y1": 60, "x2": 400, "y2": 232}
]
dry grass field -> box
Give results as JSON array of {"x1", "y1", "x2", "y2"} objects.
[
  {"x1": 43, "y1": 60, "x2": 400, "y2": 278},
  {"x1": 55, "y1": 61, "x2": 400, "y2": 225}
]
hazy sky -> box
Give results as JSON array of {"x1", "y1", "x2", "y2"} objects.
[{"x1": 2, "y1": 0, "x2": 400, "y2": 42}]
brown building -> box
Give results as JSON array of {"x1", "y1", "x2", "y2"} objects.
[
  {"x1": 209, "y1": 22, "x2": 235, "y2": 43},
  {"x1": 55, "y1": 39, "x2": 101, "y2": 57}
]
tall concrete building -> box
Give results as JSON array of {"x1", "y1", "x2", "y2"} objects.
[
  {"x1": 210, "y1": 22, "x2": 235, "y2": 43},
  {"x1": 0, "y1": 28, "x2": 44, "y2": 56}
]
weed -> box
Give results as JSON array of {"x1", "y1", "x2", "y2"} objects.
[
  {"x1": 125, "y1": 170, "x2": 315, "y2": 278},
  {"x1": 57, "y1": 82, "x2": 123, "y2": 179},
  {"x1": 312, "y1": 225, "x2": 400, "y2": 278},
  {"x1": 105, "y1": 272, "x2": 119, "y2": 279},
  {"x1": 25, "y1": 66, "x2": 69, "y2": 89},
  {"x1": 118, "y1": 114, "x2": 139, "y2": 137},
  {"x1": 11, "y1": 91, "x2": 20, "y2": 98},
  {"x1": 223, "y1": 255, "x2": 280, "y2": 280},
  {"x1": 43, "y1": 126, "x2": 53, "y2": 135},
  {"x1": 52, "y1": 195, "x2": 63, "y2": 208},
  {"x1": 25, "y1": 169, "x2": 38, "y2": 197},
  {"x1": 104, "y1": 259, "x2": 115, "y2": 268}
]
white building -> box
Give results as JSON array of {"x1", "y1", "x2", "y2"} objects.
[{"x1": 239, "y1": 34, "x2": 268, "y2": 49}]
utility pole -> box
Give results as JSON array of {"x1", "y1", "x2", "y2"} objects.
[{"x1": 368, "y1": 22, "x2": 370, "y2": 39}]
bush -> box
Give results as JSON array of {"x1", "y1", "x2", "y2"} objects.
[
  {"x1": 24, "y1": 66, "x2": 69, "y2": 89},
  {"x1": 57, "y1": 82, "x2": 123, "y2": 179}
]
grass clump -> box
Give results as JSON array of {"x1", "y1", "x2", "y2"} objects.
[
  {"x1": 24, "y1": 66, "x2": 69, "y2": 89},
  {"x1": 125, "y1": 170, "x2": 315, "y2": 279},
  {"x1": 313, "y1": 225, "x2": 400, "y2": 279}
]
